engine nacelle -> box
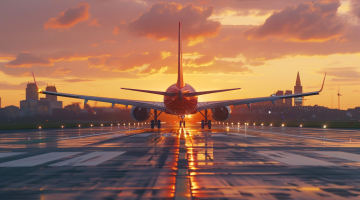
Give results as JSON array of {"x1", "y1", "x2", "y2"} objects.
[
  {"x1": 130, "y1": 106, "x2": 150, "y2": 121},
  {"x1": 211, "y1": 106, "x2": 231, "y2": 121}
]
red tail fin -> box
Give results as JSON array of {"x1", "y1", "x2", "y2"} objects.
[{"x1": 176, "y1": 22, "x2": 184, "y2": 88}]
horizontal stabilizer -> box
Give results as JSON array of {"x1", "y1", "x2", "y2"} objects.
[
  {"x1": 121, "y1": 88, "x2": 176, "y2": 96},
  {"x1": 184, "y1": 88, "x2": 241, "y2": 97}
]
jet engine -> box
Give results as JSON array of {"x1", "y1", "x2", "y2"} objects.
[
  {"x1": 130, "y1": 106, "x2": 150, "y2": 121},
  {"x1": 211, "y1": 106, "x2": 231, "y2": 121}
]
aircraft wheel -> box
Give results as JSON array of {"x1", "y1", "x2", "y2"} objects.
[
  {"x1": 201, "y1": 120, "x2": 205, "y2": 129},
  {"x1": 151, "y1": 120, "x2": 155, "y2": 129},
  {"x1": 183, "y1": 121, "x2": 186, "y2": 128},
  {"x1": 208, "y1": 120, "x2": 212, "y2": 129},
  {"x1": 179, "y1": 121, "x2": 182, "y2": 128},
  {"x1": 157, "y1": 120, "x2": 161, "y2": 128}
]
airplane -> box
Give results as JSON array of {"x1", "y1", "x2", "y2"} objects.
[{"x1": 33, "y1": 22, "x2": 326, "y2": 129}]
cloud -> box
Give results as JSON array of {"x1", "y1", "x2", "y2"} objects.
[
  {"x1": 88, "y1": 52, "x2": 162, "y2": 72},
  {"x1": 65, "y1": 78, "x2": 94, "y2": 82},
  {"x1": 6, "y1": 53, "x2": 52, "y2": 67},
  {"x1": 44, "y1": 3, "x2": 90, "y2": 30},
  {"x1": 317, "y1": 67, "x2": 360, "y2": 83},
  {"x1": 52, "y1": 67, "x2": 71, "y2": 75},
  {"x1": 351, "y1": 0, "x2": 360, "y2": 19},
  {"x1": 0, "y1": 81, "x2": 45, "y2": 90},
  {"x1": 127, "y1": 2, "x2": 220, "y2": 41},
  {"x1": 244, "y1": 1, "x2": 345, "y2": 42}
]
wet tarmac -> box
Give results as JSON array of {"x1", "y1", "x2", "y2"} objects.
[{"x1": 0, "y1": 124, "x2": 360, "y2": 199}]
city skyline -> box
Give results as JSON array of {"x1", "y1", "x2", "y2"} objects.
[{"x1": 0, "y1": 0, "x2": 359, "y2": 109}]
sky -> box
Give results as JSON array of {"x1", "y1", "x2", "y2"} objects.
[{"x1": 0, "y1": 0, "x2": 359, "y2": 110}]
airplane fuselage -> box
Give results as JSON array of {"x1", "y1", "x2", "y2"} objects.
[{"x1": 164, "y1": 83, "x2": 197, "y2": 115}]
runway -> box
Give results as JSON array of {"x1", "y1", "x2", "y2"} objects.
[{"x1": 0, "y1": 124, "x2": 360, "y2": 199}]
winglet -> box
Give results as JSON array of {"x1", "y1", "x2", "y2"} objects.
[
  {"x1": 32, "y1": 71, "x2": 42, "y2": 93},
  {"x1": 319, "y1": 72, "x2": 326, "y2": 92}
]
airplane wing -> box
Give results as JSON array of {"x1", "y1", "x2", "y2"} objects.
[
  {"x1": 197, "y1": 73, "x2": 326, "y2": 111},
  {"x1": 39, "y1": 90, "x2": 166, "y2": 111}
]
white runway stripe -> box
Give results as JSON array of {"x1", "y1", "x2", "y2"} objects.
[
  {"x1": 314, "y1": 151, "x2": 360, "y2": 162},
  {"x1": 50, "y1": 151, "x2": 126, "y2": 166},
  {"x1": 0, "y1": 152, "x2": 25, "y2": 159},
  {"x1": 130, "y1": 133, "x2": 153, "y2": 137},
  {"x1": 0, "y1": 152, "x2": 81, "y2": 167},
  {"x1": 257, "y1": 151, "x2": 337, "y2": 166}
]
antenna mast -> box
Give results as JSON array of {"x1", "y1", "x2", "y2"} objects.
[{"x1": 337, "y1": 85, "x2": 342, "y2": 110}]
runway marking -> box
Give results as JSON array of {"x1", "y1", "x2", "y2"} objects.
[
  {"x1": 230, "y1": 133, "x2": 256, "y2": 137},
  {"x1": 0, "y1": 152, "x2": 25, "y2": 159},
  {"x1": 257, "y1": 151, "x2": 337, "y2": 166},
  {"x1": 314, "y1": 151, "x2": 360, "y2": 162},
  {"x1": 162, "y1": 133, "x2": 175, "y2": 137},
  {"x1": 108, "y1": 133, "x2": 125, "y2": 138},
  {"x1": 58, "y1": 130, "x2": 124, "y2": 140},
  {"x1": 211, "y1": 134, "x2": 228, "y2": 137},
  {"x1": 250, "y1": 130, "x2": 344, "y2": 142},
  {"x1": 130, "y1": 133, "x2": 153, "y2": 137},
  {"x1": 0, "y1": 152, "x2": 81, "y2": 167},
  {"x1": 50, "y1": 151, "x2": 126, "y2": 166}
]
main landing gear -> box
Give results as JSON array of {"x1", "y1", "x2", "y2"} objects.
[
  {"x1": 151, "y1": 110, "x2": 162, "y2": 129},
  {"x1": 199, "y1": 110, "x2": 211, "y2": 129}
]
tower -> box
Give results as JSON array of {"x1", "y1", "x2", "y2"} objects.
[
  {"x1": 275, "y1": 90, "x2": 284, "y2": 106},
  {"x1": 284, "y1": 90, "x2": 292, "y2": 106},
  {"x1": 26, "y1": 82, "x2": 38, "y2": 100},
  {"x1": 294, "y1": 72, "x2": 303, "y2": 106},
  {"x1": 45, "y1": 84, "x2": 57, "y2": 101}
]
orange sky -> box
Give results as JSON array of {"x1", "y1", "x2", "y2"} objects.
[{"x1": 0, "y1": 0, "x2": 359, "y2": 110}]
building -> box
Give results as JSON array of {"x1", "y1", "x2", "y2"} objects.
[
  {"x1": 284, "y1": 90, "x2": 292, "y2": 106},
  {"x1": 294, "y1": 72, "x2": 303, "y2": 106},
  {"x1": 275, "y1": 90, "x2": 284, "y2": 106},
  {"x1": 45, "y1": 84, "x2": 57, "y2": 101},
  {"x1": 26, "y1": 82, "x2": 38, "y2": 100},
  {"x1": 4, "y1": 105, "x2": 20, "y2": 119},
  {"x1": 20, "y1": 82, "x2": 62, "y2": 116}
]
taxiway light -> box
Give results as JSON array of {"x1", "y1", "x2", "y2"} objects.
[
  {"x1": 261, "y1": 123, "x2": 263, "y2": 126},
  {"x1": 61, "y1": 125, "x2": 64, "y2": 128},
  {"x1": 111, "y1": 124, "x2": 113, "y2": 126},
  {"x1": 101, "y1": 124, "x2": 103, "y2": 126},
  {"x1": 282, "y1": 124, "x2": 284, "y2": 127},
  {"x1": 91, "y1": 124, "x2": 93, "y2": 127},
  {"x1": 118, "y1": 123, "x2": 120, "y2": 126},
  {"x1": 38, "y1": 126, "x2": 42, "y2": 129},
  {"x1": 270, "y1": 124, "x2": 273, "y2": 126},
  {"x1": 300, "y1": 124, "x2": 303, "y2": 127},
  {"x1": 323, "y1": 125, "x2": 327, "y2": 128},
  {"x1": 78, "y1": 125, "x2": 81, "y2": 127},
  {"x1": 253, "y1": 123, "x2": 255, "y2": 125}
]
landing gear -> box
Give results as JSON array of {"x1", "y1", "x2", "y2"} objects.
[
  {"x1": 151, "y1": 120, "x2": 155, "y2": 129},
  {"x1": 179, "y1": 116, "x2": 185, "y2": 128},
  {"x1": 151, "y1": 110, "x2": 162, "y2": 129},
  {"x1": 199, "y1": 110, "x2": 212, "y2": 129}
]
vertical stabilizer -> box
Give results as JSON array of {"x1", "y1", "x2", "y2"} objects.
[{"x1": 176, "y1": 22, "x2": 184, "y2": 88}]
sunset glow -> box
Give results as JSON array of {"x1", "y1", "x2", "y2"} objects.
[{"x1": 0, "y1": 0, "x2": 359, "y2": 109}]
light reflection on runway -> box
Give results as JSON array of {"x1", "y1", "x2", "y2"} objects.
[{"x1": 0, "y1": 125, "x2": 359, "y2": 199}]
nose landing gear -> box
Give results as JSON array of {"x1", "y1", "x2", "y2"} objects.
[{"x1": 179, "y1": 116, "x2": 185, "y2": 128}]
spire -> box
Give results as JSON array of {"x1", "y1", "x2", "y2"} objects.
[{"x1": 296, "y1": 71, "x2": 301, "y2": 86}]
